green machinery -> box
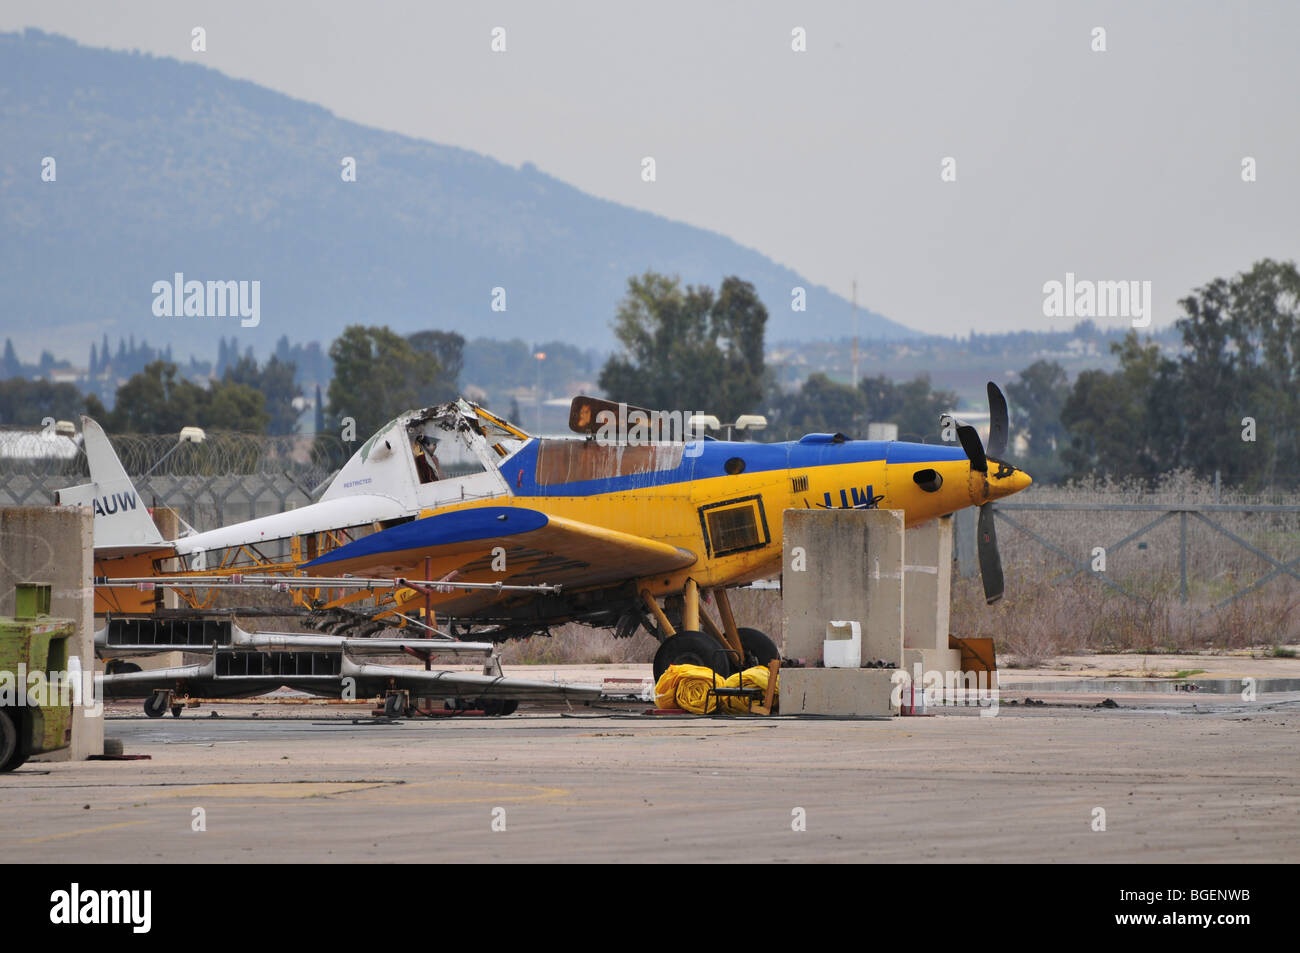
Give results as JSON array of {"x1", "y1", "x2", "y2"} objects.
[{"x1": 0, "y1": 583, "x2": 76, "y2": 771}]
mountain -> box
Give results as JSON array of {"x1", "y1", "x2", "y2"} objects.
[{"x1": 0, "y1": 29, "x2": 917, "y2": 363}]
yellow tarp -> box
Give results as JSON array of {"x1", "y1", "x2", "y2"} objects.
[{"x1": 654, "y1": 663, "x2": 778, "y2": 714}]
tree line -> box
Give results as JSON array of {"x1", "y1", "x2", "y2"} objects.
[
  {"x1": 597, "y1": 262, "x2": 1300, "y2": 490},
  {"x1": 2, "y1": 260, "x2": 1295, "y2": 490}
]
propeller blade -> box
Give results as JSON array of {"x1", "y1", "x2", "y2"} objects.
[
  {"x1": 957, "y1": 424, "x2": 987, "y2": 473},
  {"x1": 978, "y1": 502, "x2": 1004, "y2": 604},
  {"x1": 986, "y1": 382, "x2": 1008, "y2": 459}
]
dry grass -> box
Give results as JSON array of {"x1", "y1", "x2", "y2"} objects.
[
  {"x1": 498, "y1": 623, "x2": 659, "y2": 665},
  {"x1": 958, "y1": 471, "x2": 1300, "y2": 665},
  {"x1": 498, "y1": 588, "x2": 785, "y2": 665}
]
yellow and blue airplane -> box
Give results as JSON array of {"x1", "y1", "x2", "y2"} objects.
[{"x1": 70, "y1": 385, "x2": 1030, "y2": 683}]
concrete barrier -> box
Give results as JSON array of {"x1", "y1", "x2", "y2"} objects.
[
  {"x1": 780, "y1": 668, "x2": 898, "y2": 717},
  {"x1": 781, "y1": 509, "x2": 905, "y2": 716},
  {"x1": 782, "y1": 508, "x2": 904, "y2": 667},
  {"x1": 904, "y1": 517, "x2": 961, "y2": 673}
]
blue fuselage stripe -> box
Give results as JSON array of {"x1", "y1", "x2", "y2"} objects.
[{"x1": 499, "y1": 438, "x2": 968, "y2": 497}]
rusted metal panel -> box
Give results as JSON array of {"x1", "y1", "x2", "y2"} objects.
[{"x1": 533, "y1": 439, "x2": 685, "y2": 486}]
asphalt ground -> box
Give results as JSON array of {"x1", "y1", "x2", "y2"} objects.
[{"x1": 5, "y1": 686, "x2": 1298, "y2": 863}]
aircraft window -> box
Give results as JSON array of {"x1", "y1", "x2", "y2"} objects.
[
  {"x1": 700, "y1": 496, "x2": 769, "y2": 556},
  {"x1": 412, "y1": 435, "x2": 444, "y2": 484},
  {"x1": 493, "y1": 437, "x2": 527, "y2": 458},
  {"x1": 724, "y1": 457, "x2": 746, "y2": 475},
  {"x1": 408, "y1": 419, "x2": 487, "y2": 480}
]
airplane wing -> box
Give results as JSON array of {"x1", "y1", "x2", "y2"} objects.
[
  {"x1": 97, "y1": 655, "x2": 602, "y2": 703},
  {"x1": 95, "y1": 617, "x2": 499, "y2": 658},
  {"x1": 98, "y1": 661, "x2": 225, "y2": 698},
  {"x1": 300, "y1": 505, "x2": 697, "y2": 613},
  {"x1": 239, "y1": 632, "x2": 494, "y2": 657},
  {"x1": 339, "y1": 657, "x2": 602, "y2": 701}
]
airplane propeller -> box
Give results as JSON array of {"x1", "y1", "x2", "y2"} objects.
[{"x1": 945, "y1": 382, "x2": 1013, "y2": 605}]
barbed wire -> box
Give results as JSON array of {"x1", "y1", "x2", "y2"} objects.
[{"x1": 0, "y1": 429, "x2": 354, "y2": 483}]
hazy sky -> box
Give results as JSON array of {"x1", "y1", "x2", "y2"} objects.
[{"x1": 5, "y1": 1, "x2": 1297, "y2": 337}]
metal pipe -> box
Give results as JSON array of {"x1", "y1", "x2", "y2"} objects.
[
  {"x1": 712, "y1": 588, "x2": 745, "y2": 661},
  {"x1": 640, "y1": 589, "x2": 675, "y2": 639},
  {"x1": 682, "y1": 578, "x2": 699, "y2": 632},
  {"x1": 96, "y1": 575, "x2": 561, "y2": 594}
]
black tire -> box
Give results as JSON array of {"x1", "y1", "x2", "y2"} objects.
[
  {"x1": 0, "y1": 709, "x2": 24, "y2": 772},
  {"x1": 144, "y1": 692, "x2": 169, "y2": 718},
  {"x1": 383, "y1": 694, "x2": 406, "y2": 718},
  {"x1": 105, "y1": 660, "x2": 142, "y2": 675},
  {"x1": 738, "y1": 628, "x2": 781, "y2": 669},
  {"x1": 652, "y1": 630, "x2": 735, "y2": 682},
  {"x1": 477, "y1": 698, "x2": 519, "y2": 717}
]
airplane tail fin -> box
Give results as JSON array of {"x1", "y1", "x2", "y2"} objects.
[{"x1": 55, "y1": 416, "x2": 168, "y2": 550}]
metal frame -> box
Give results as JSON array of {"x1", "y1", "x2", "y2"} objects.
[{"x1": 987, "y1": 502, "x2": 1300, "y2": 610}]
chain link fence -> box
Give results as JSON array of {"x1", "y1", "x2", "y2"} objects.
[{"x1": 0, "y1": 429, "x2": 352, "y2": 530}]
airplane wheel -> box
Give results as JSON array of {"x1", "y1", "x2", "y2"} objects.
[
  {"x1": 383, "y1": 694, "x2": 406, "y2": 719},
  {"x1": 653, "y1": 630, "x2": 734, "y2": 683},
  {"x1": 144, "y1": 692, "x2": 169, "y2": 718},
  {"x1": 477, "y1": 699, "x2": 519, "y2": 717},
  {"x1": 0, "y1": 709, "x2": 24, "y2": 772},
  {"x1": 105, "y1": 660, "x2": 142, "y2": 675},
  {"x1": 738, "y1": 628, "x2": 780, "y2": 669}
]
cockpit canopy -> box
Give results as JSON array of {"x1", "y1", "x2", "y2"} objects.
[{"x1": 402, "y1": 400, "x2": 530, "y2": 482}]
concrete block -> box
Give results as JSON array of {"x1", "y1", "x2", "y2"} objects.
[
  {"x1": 780, "y1": 668, "x2": 898, "y2": 717},
  {"x1": 0, "y1": 506, "x2": 101, "y2": 760},
  {"x1": 904, "y1": 517, "x2": 953, "y2": 653},
  {"x1": 782, "y1": 508, "x2": 904, "y2": 666},
  {"x1": 902, "y1": 647, "x2": 962, "y2": 677},
  {"x1": 953, "y1": 507, "x2": 978, "y2": 579}
]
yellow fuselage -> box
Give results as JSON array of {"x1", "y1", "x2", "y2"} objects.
[{"x1": 419, "y1": 439, "x2": 1030, "y2": 599}]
